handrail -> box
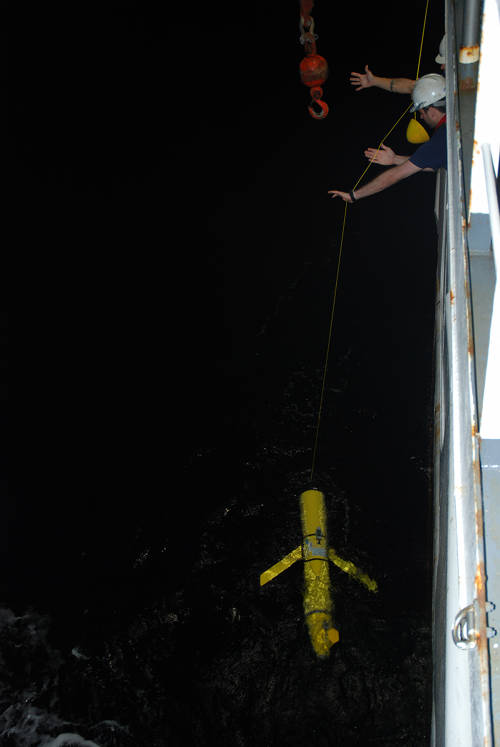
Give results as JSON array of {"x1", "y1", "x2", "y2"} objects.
[
  {"x1": 444, "y1": 2, "x2": 481, "y2": 620},
  {"x1": 432, "y1": 3, "x2": 494, "y2": 743}
]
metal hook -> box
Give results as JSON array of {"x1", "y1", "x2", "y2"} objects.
[
  {"x1": 308, "y1": 97, "x2": 329, "y2": 120},
  {"x1": 452, "y1": 604, "x2": 477, "y2": 649}
]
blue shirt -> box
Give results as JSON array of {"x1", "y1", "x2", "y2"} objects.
[{"x1": 409, "y1": 117, "x2": 447, "y2": 170}]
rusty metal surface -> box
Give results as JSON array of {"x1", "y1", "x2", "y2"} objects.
[
  {"x1": 459, "y1": 45, "x2": 480, "y2": 63},
  {"x1": 431, "y1": 2, "x2": 496, "y2": 744}
]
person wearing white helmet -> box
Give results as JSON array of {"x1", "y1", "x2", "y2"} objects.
[
  {"x1": 349, "y1": 35, "x2": 446, "y2": 94},
  {"x1": 435, "y1": 35, "x2": 446, "y2": 68},
  {"x1": 328, "y1": 74, "x2": 446, "y2": 204}
]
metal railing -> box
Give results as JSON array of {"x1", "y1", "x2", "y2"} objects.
[{"x1": 431, "y1": 0, "x2": 494, "y2": 743}]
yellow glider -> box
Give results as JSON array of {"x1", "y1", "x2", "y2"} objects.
[{"x1": 260, "y1": 489, "x2": 377, "y2": 658}]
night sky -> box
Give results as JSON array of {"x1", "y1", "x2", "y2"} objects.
[{"x1": 5, "y1": 2, "x2": 446, "y2": 743}]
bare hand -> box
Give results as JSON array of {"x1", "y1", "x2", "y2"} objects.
[
  {"x1": 328, "y1": 190, "x2": 353, "y2": 202},
  {"x1": 350, "y1": 65, "x2": 375, "y2": 91},
  {"x1": 364, "y1": 144, "x2": 395, "y2": 166}
]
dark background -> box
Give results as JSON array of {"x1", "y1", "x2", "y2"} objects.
[{"x1": 4, "y1": 1, "x2": 444, "y2": 744}]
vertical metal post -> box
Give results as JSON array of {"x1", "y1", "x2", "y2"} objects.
[
  {"x1": 433, "y1": 3, "x2": 494, "y2": 744},
  {"x1": 460, "y1": 0, "x2": 481, "y2": 62}
]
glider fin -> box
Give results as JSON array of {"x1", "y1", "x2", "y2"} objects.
[
  {"x1": 260, "y1": 546, "x2": 302, "y2": 586},
  {"x1": 328, "y1": 548, "x2": 378, "y2": 593}
]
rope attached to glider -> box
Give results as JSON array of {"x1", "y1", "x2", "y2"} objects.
[
  {"x1": 408, "y1": 0, "x2": 431, "y2": 142},
  {"x1": 309, "y1": 0, "x2": 431, "y2": 479},
  {"x1": 310, "y1": 201, "x2": 347, "y2": 480},
  {"x1": 415, "y1": 0, "x2": 431, "y2": 81},
  {"x1": 309, "y1": 101, "x2": 411, "y2": 482}
]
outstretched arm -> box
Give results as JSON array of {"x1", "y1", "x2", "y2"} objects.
[
  {"x1": 328, "y1": 159, "x2": 422, "y2": 203},
  {"x1": 350, "y1": 65, "x2": 415, "y2": 94},
  {"x1": 364, "y1": 144, "x2": 410, "y2": 166}
]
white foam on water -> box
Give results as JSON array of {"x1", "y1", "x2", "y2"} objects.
[{"x1": 41, "y1": 734, "x2": 101, "y2": 747}]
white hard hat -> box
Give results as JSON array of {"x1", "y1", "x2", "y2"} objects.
[
  {"x1": 410, "y1": 73, "x2": 446, "y2": 112},
  {"x1": 435, "y1": 34, "x2": 446, "y2": 64}
]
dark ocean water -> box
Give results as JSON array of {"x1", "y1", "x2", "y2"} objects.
[
  {"x1": 3, "y1": 209, "x2": 436, "y2": 744},
  {"x1": 4, "y1": 3, "x2": 443, "y2": 744}
]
